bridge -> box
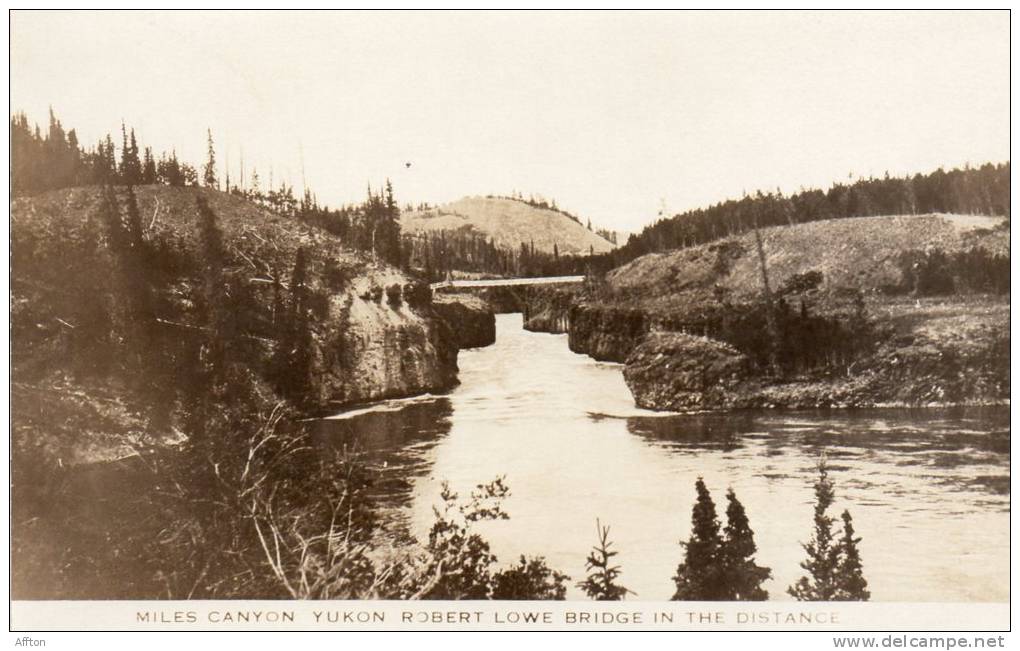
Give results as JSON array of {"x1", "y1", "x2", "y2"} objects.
[{"x1": 430, "y1": 275, "x2": 585, "y2": 292}]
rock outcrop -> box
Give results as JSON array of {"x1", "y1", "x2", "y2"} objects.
[
  {"x1": 432, "y1": 294, "x2": 496, "y2": 349},
  {"x1": 567, "y1": 304, "x2": 651, "y2": 362},
  {"x1": 318, "y1": 274, "x2": 460, "y2": 407},
  {"x1": 623, "y1": 332, "x2": 750, "y2": 411}
]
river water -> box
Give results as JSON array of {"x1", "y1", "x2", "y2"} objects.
[{"x1": 313, "y1": 313, "x2": 1010, "y2": 601}]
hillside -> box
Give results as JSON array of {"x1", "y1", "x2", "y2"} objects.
[
  {"x1": 11, "y1": 184, "x2": 459, "y2": 467},
  {"x1": 553, "y1": 212, "x2": 1009, "y2": 409},
  {"x1": 605, "y1": 213, "x2": 1008, "y2": 308},
  {"x1": 401, "y1": 196, "x2": 615, "y2": 256},
  {"x1": 593, "y1": 162, "x2": 1010, "y2": 272}
]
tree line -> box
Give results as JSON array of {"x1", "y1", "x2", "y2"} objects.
[
  {"x1": 12, "y1": 108, "x2": 607, "y2": 279},
  {"x1": 11, "y1": 109, "x2": 407, "y2": 269},
  {"x1": 403, "y1": 230, "x2": 598, "y2": 281},
  {"x1": 10, "y1": 110, "x2": 205, "y2": 193},
  {"x1": 591, "y1": 163, "x2": 1010, "y2": 273}
]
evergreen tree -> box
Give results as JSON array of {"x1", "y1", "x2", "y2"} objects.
[
  {"x1": 99, "y1": 134, "x2": 118, "y2": 181},
  {"x1": 720, "y1": 488, "x2": 771, "y2": 600},
  {"x1": 789, "y1": 458, "x2": 842, "y2": 600},
  {"x1": 142, "y1": 147, "x2": 157, "y2": 184},
  {"x1": 249, "y1": 168, "x2": 260, "y2": 197},
  {"x1": 158, "y1": 150, "x2": 184, "y2": 186},
  {"x1": 673, "y1": 477, "x2": 725, "y2": 600},
  {"x1": 119, "y1": 124, "x2": 142, "y2": 184},
  {"x1": 834, "y1": 510, "x2": 870, "y2": 601},
  {"x1": 203, "y1": 128, "x2": 217, "y2": 188},
  {"x1": 578, "y1": 519, "x2": 631, "y2": 600},
  {"x1": 181, "y1": 162, "x2": 198, "y2": 187},
  {"x1": 380, "y1": 179, "x2": 403, "y2": 267}
]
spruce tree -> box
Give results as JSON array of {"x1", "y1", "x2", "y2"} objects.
[
  {"x1": 119, "y1": 124, "x2": 142, "y2": 184},
  {"x1": 381, "y1": 179, "x2": 402, "y2": 267},
  {"x1": 673, "y1": 477, "x2": 725, "y2": 600},
  {"x1": 203, "y1": 128, "x2": 218, "y2": 188},
  {"x1": 720, "y1": 488, "x2": 771, "y2": 600},
  {"x1": 119, "y1": 123, "x2": 129, "y2": 181},
  {"x1": 128, "y1": 129, "x2": 142, "y2": 183},
  {"x1": 578, "y1": 519, "x2": 631, "y2": 600},
  {"x1": 142, "y1": 147, "x2": 157, "y2": 184},
  {"x1": 99, "y1": 134, "x2": 117, "y2": 181},
  {"x1": 789, "y1": 458, "x2": 842, "y2": 600},
  {"x1": 834, "y1": 510, "x2": 870, "y2": 601}
]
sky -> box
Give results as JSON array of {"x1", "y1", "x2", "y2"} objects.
[{"x1": 10, "y1": 10, "x2": 1010, "y2": 233}]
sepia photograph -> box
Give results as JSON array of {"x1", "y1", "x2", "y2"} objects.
[{"x1": 7, "y1": 8, "x2": 1011, "y2": 635}]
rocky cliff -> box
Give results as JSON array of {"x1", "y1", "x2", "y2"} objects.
[
  {"x1": 522, "y1": 285, "x2": 577, "y2": 334},
  {"x1": 623, "y1": 301, "x2": 1009, "y2": 410},
  {"x1": 566, "y1": 303, "x2": 650, "y2": 362},
  {"x1": 432, "y1": 293, "x2": 496, "y2": 349}
]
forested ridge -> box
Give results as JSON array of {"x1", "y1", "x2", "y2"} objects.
[
  {"x1": 11, "y1": 110, "x2": 599, "y2": 279},
  {"x1": 11, "y1": 110, "x2": 406, "y2": 268},
  {"x1": 593, "y1": 163, "x2": 1010, "y2": 272}
]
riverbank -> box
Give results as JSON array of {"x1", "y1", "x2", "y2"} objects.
[{"x1": 525, "y1": 214, "x2": 1010, "y2": 411}]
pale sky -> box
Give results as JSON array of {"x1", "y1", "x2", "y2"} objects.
[{"x1": 10, "y1": 10, "x2": 1010, "y2": 233}]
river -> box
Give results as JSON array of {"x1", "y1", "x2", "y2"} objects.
[{"x1": 313, "y1": 313, "x2": 1010, "y2": 601}]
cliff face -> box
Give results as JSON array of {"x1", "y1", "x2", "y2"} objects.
[
  {"x1": 432, "y1": 293, "x2": 496, "y2": 349},
  {"x1": 522, "y1": 285, "x2": 577, "y2": 334},
  {"x1": 567, "y1": 304, "x2": 650, "y2": 362},
  {"x1": 623, "y1": 301, "x2": 1010, "y2": 410},
  {"x1": 316, "y1": 271, "x2": 459, "y2": 407},
  {"x1": 11, "y1": 185, "x2": 460, "y2": 464}
]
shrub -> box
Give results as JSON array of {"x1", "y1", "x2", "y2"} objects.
[
  {"x1": 386, "y1": 283, "x2": 403, "y2": 307},
  {"x1": 323, "y1": 259, "x2": 348, "y2": 292},
  {"x1": 403, "y1": 282, "x2": 432, "y2": 309},
  {"x1": 490, "y1": 556, "x2": 568, "y2": 600}
]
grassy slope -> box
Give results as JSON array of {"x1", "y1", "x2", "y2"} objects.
[
  {"x1": 606, "y1": 213, "x2": 1007, "y2": 308},
  {"x1": 401, "y1": 196, "x2": 615, "y2": 256},
  {"x1": 597, "y1": 213, "x2": 1009, "y2": 408}
]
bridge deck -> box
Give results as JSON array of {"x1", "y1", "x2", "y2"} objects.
[{"x1": 430, "y1": 275, "x2": 585, "y2": 290}]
